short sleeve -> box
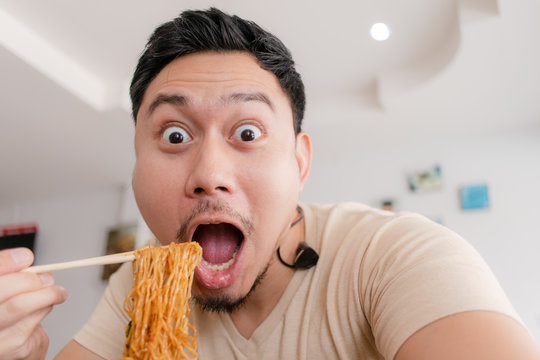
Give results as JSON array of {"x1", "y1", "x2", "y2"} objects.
[
  {"x1": 359, "y1": 213, "x2": 522, "y2": 360},
  {"x1": 73, "y1": 261, "x2": 133, "y2": 360}
]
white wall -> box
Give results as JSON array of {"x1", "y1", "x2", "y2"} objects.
[
  {"x1": 301, "y1": 122, "x2": 540, "y2": 341},
  {"x1": 0, "y1": 186, "x2": 137, "y2": 359}
]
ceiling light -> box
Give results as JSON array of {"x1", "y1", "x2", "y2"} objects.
[{"x1": 369, "y1": 23, "x2": 391, "y2": 41}]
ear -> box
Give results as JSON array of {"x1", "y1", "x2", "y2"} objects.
[{"x1": 295, "y1": 132, "x2": 312, "y2": 191}]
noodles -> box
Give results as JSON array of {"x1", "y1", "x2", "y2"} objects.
[{"x1": 122, "y1": 242, "x2": 202, "y2": 360}]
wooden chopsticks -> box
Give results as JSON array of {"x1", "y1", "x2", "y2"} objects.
[{"x1": 22, "y1": 251, "x2": 135, "y2": 273}]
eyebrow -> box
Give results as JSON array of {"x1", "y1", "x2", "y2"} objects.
[
  {"x1": 147, "y1": 91, "x2": 275, "y2": 115},
  {"x1": 222, "y1": 92, "x2": 275, "y2": 111},
  {"x1": 147, "y1": 94, "x2": 188, "y2": 116}
]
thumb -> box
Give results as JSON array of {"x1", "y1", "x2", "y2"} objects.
[{"x1": 0, "y1": 248, "x2": 34, "y2": 274}]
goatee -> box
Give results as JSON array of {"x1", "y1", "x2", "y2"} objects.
[{"x1": 193, "y1": 262, "x2": 269, "y2": 313}]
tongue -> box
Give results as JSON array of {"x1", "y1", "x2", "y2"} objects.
[{"x1": 194, "y1": 223, "x2": 241, "y2": 264}]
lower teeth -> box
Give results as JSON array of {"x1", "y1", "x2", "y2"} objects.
[{"x1": 202, "y1": 246, "x2": 239, "y2": 271}]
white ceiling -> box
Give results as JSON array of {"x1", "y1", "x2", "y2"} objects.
[{"x1": 0, "y1": 0, "x2": 539, "y2": 206}]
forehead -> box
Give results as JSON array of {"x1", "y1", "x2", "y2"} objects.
[{"x1": 140, "y1": 51, "x2": 290, "y2": 113}]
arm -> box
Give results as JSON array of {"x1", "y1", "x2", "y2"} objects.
[
  {"x1": 358, "y1": 213, "x2": 539, "y2": 359},
  {"x1": 396, "y1": 311, "x2": 540, "y2": 360},
  {"x1": 55, "y1": 340, "x2": 105, "y2": 360},
  {"x1": 0, "y1": 248, "x2": 67, "y2": 360}
]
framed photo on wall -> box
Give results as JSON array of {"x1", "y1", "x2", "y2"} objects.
[
  {"x1": 101, "y1": 224, "x2": 137, "y2": 280},
  {"x1": 407, "y1": 164, "x2": 443, "y2": 193},
  {"x1": 460, "y1": 184, "x2": 490, "y2": 210}
]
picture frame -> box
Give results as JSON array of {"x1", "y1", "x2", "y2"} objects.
[
  {"x1": 407, "y1": 164, "x2": 442, "y2": 193},
  {"x1": 460, "y1": 184, "x2": 490, "y2": 210},
  {"x1": 101, "y1": 224, "x2": 137, "y2": 280}
]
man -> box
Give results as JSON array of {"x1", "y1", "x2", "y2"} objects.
[{"x1": 1, "y1": 8, "x2": 539, "y2": 360}]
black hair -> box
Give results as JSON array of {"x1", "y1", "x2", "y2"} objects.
[{"x1": 130, "y1": 8, "x2": 305, "y2": 134}]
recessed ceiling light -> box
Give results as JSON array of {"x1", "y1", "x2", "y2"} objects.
[{"x1": 370, "y1": 23, "x2": 391, "y2": 41}]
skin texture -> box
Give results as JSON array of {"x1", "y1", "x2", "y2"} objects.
[{"x1": 131, "y1": 51, "x2": 312, "y2": 337}]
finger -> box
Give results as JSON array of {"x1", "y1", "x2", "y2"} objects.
[
  {"x1": 0, "y1": 285, "x2": 67, "y2": 329},
  {"x1": 33, "y1": 324, "x2": 50, "y2": 360},
  {"x1": 0, "y1": 307, "x2": 52, "y2": 359},
  {"x1": 23, "y1": 324, "x2": 50, "y2": 360},
  {"x1": 0, "y1": 272, "x2": 52, "y2": 304},
  {"x1": 0, "y1": 248, "x2": 34, "y2": 275}
]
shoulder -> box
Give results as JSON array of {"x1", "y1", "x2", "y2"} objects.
[
  {"x1": 302, "y1": 201, "x2": 400, "y2": 239},
  {"x1": 304, "y1": 202, "x2": 523, "y2": 359},
  {"x1": 303, "y1": 201, "x2": 451, "y2": 255}
]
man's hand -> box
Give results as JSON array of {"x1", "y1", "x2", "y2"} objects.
[{"x1": 0, "y1": 248, "x2": 67, "y2": 360}]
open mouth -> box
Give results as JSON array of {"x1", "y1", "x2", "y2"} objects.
[{"x1": 192, "y1": 223, "x2": 244, "y2": 271}]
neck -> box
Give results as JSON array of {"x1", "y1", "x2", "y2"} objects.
[{"x1": 229, "y1": 215, "x2": 305, "y2": 339}]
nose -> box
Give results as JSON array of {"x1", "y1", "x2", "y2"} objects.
[{"x1": 185, "y1": 140, "x2": 234, "y2": 198}]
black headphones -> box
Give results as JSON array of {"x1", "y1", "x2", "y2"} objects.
[{"x1": 276, "y1": 207, "x2": 319, "y2": 270}]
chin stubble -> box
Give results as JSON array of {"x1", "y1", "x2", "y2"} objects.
[{"x1": 193, "y1": 261, "x2": 270, "y2": 314}]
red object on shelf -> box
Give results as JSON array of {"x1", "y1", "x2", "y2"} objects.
[
  {"x1": 0, "y1": 223, "x2": 38, "y2": 252},
  {"x1": 1, "y1": 223, "x2": 38, "y2": 237}
]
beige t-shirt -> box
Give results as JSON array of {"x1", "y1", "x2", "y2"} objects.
[{"x1": 74, "y1": 202, "x2": 521, "y2": 359}]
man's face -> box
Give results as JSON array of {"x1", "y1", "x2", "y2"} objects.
[{"x1": 132, "y1": 51, "x2": 311, "y2": 307}]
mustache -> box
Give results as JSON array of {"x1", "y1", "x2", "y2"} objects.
[{"x1": 176, "y1": 199, "x2": 254, "y2": 242}]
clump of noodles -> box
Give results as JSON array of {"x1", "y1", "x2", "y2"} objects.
[{"x1": 122, "y1": 242, "x2": 202, "y2": 360}]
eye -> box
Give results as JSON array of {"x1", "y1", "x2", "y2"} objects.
[
  {"x1": 162, "y1": 126, "x2": 191, "y2": 144},
  {"x1": 233, "y1": 124, "x2": 262, "y2": 142}
]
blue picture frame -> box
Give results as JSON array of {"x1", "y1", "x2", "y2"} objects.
[{"x1": 460, "y1": 184, "x2": 490, "y2": 210}]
